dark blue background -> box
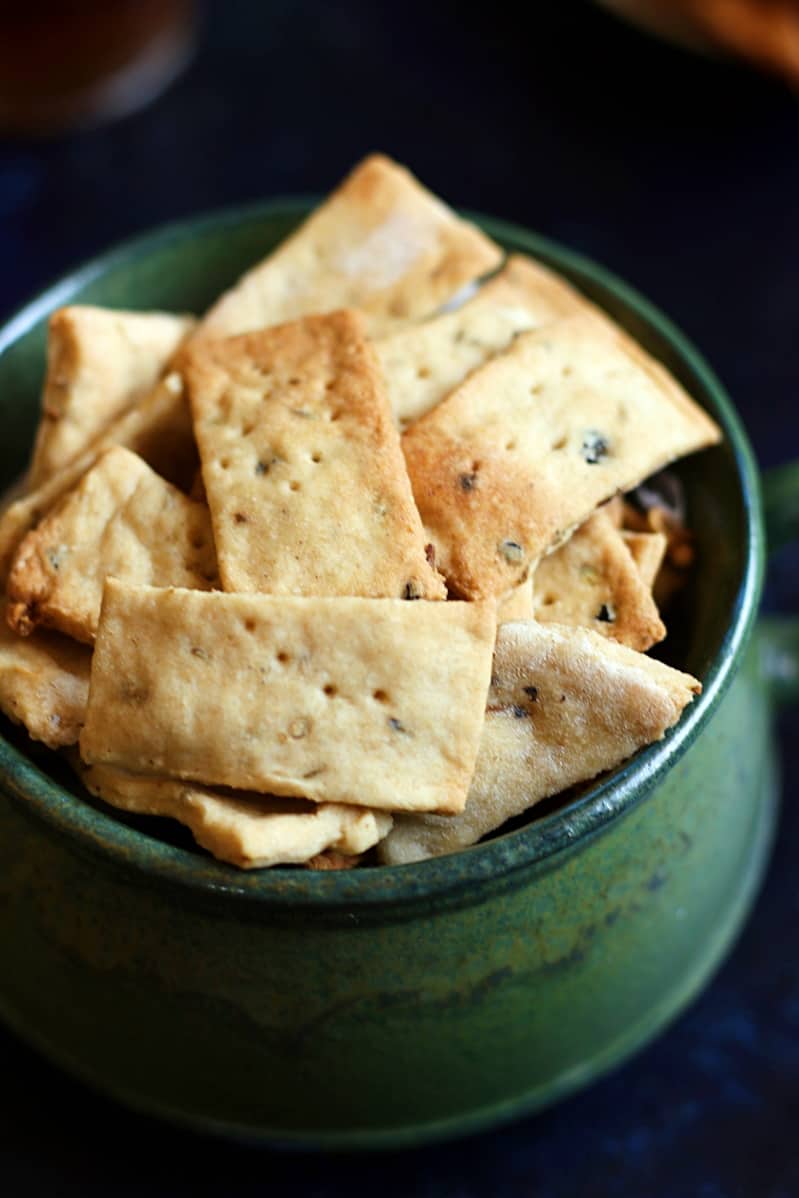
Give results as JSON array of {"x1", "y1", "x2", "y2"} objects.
[{"x1": 2, "y1": 3, "x2": 798, "y2": 1194}]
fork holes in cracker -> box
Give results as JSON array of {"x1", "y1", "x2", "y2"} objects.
[
  {"x1": 551, "y1": 435, "x2": 568, "y2": 451},
  {"x1": 417, "y1": 365, "x2": 431, "y2": 380},
  {"x1": 541, "y1": 594, "x2": 557, "y2": 607},
  {"x1": 373, "y1": 689, "x2": 389, "y2": 704},
  {"x1": 244, "y1": 618, "x2": 257, "y2": 632},
  {"x1": 289, "y1": 480, "x2": 301, "y2": 492},
  {"x1": 310, "y1": 452, "x2": 322, "y2": 464},
  {"x1": 505, "y1": 440, "x2": 517, "y2": 452},
  {"x1": 323, "y1": 683, "x2": 337, "y2": 698},
  {"x1": 277, "y1": 651, "x2": 290, "y2": 664}
]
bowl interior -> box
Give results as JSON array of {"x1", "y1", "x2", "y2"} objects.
[{"x1": 0, "y1": 204, "x2": 761, "y2": 900}]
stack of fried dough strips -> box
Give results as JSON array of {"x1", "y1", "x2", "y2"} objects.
[{"x1": 0, "y1": 154, "x2": 719, "y2": 869}]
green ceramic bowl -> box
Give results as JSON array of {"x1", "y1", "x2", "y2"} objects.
[{"x1": 0, "y1": 204, "x2": 797, "y2": 1149}]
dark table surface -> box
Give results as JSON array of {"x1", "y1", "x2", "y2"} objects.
[{"x1": 1, "y1": 2, "x2": 798, "y2": 1194}]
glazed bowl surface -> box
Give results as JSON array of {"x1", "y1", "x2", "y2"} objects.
[{"x1": 0, "y1": 203, "x2": 792, "y2": 1147}]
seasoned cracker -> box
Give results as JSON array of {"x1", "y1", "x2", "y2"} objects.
[
  {"x1": 185, "y1": 310, "x2": 445, "y2": 598},
  {"x1": 0, "y1": 371, "x2": 197, "y2": 586},
  {"x1": 6, "y1": 447, "x2": 217, "y2": 644},
  {"x1": 621, "y1": 530, "x2": 668, "y2": 590},
  {"x1": 532, "y1": 510, "x2": 666, "y2": 651},
  {"x1": 80, "y1": 584, "x2": 496, "y2": 814},
  {"x1": 498, "y1": 577, "x2": 534, "y2": 623},
  {"x1": 376, "y1": 254, "x2": 585, "y2": 429},
  {"x1": 73, "y1": 760, "x2": 392, "y2": 870},
  {"x1": 198, "y1": 155, "x2": 502, "y2": 339},
  {"x1": 378, "y1": 620, "x2": 700, "y2": 864},
  {"x1": 28, "y1": 306, "x2": 195, "y2": 488},
  {"x1": 0, "y1": 618, "x2": 90, "y2": 748},
  {"x1": 402, "y1": 313, "x2": 721, "y2": 600}
]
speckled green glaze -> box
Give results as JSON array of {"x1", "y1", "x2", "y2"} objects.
[{"x1": 0, "y1": 207, "x2": 796, "y2": 1148}]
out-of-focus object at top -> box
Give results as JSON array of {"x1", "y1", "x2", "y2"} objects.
[
  {"x1": 598, "y1": 0, "x2": 799, "y2": 86},
  {"x1": 0, "y1": 0, "x2": 196, "y2": 137}
]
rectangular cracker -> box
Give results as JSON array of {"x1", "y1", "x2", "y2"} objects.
[
  {"x1": 378, "y1": 620, "x2": 700, "y2": 864},
  {"x1": 198, "y1": 154, "x2": 502, "y2": 339},
  {"x1": 6, "y1": 447, "x2": 217, "y2": 644},
  {"x1": 184, "y1": 310, "x2": 445, "y2": 599},
  {"x1": 0, "y1": 371, "x2": 197, "y2": 586},
  {"x1": 72, "y1": 759, "x2": 392, "y2": 870},
  {"x1": 0, "y1": 618, "x2": 90, "y2": 748},
  {"x1": 80, "y1": 583, "x2": 496, "y2": 814},
  {"x1": 532, "y1": 510, "x2": 666, "y2": 651},
  {"x1": 402, "y1": 312, "x2": 721, "y2": 600},
  {"x1": 376, "y1": 254, "x2": 586, "y2": 430},
  {"x1": 28, "y1": 306, "x2": 195, "y2": 488}
]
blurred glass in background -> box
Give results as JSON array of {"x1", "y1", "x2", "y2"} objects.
[
  {"x1": 0, "y1": 0, "x2": 196, "y2": 136},
  {"x1": 598, "y1": 0, "x2": 799, "y2": 86}
]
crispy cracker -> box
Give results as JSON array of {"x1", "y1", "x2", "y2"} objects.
[
  {"x1": 81, "y1": 584, "x2": 495, "y2": 814},
  {"x1": 185, "y1": 310, "x2": 445, "y2": 599},
  {"x1": 305, "y1": 850, "x2": 364, "y2": 871},
  {"x1": 376, "y1": 254, "x2": 585, "y2": 430},
  {"x1": 198, "y1": 155, "x2": 502, "y2": 339},
  {"x1": 72, "y1": 759, "x2": 391, "y2": 870},
  {"x1": 0, "y1": 372, "x2": 197, "y2": 587},
  {"x1": 498, "y1": 577, "x2": 534, "y2": 623},
  {"x1": 402, "y1": 312, "x2": 721, "y2": 600},
  {"x1": 621, "y1": 530, "x2": 668, "y2": 590},
  {"x1": 6, "y1": 447, "x2": 217, "y2": 644},
  {"x1": 0, "y1": 618, "x2": 90, "y2": 748},
  {"x1": 532, "y1": 510, "x2": 666, "y2": 651},
  {"x1": 378, "y1": 620, "x2": 700, "y2": 864},
  {"x1": 28, "y1": 306, "x2": 195, "y2": 489}
]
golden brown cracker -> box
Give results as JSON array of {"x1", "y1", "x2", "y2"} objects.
[
  {"x1": 378, "y1": 619, "x2": 700, "y2": 864},
  {"x1": 198, "y1": 154, "x2": 502, "y2": 339},
  {"x1": 185, "y1": 310, "x2": 445, "y2": 599},
  {"x1": 6, "y1": 447, "x2": 217, "y2": 644},
  {"x1": 81, "y1": 584, "x2": 496, "y2": 815},
  {"x1": 73, "y1": 759, "x2": 391, "y2": 870},
  {"x1": 0, "y1": 618, "x2": 90, "y2": 748},
  {"x1": 402, "y1": 313, "x2": 721, "y2": 600},
  {"x1": 376, "y1": 254, "x2": 586, "y2": 430},
  {"x1": 621, "y1": 530, "x2": 668, "y2": 591},
  {"x1": 28, "y1": 306, "x2": 194, "y2": 488},
  {"x1": 498, "y1": 577, "x2": 534, "y2": 623},
  {"x1": 0, "y1": 371, "x2": 197, "y2": 587},
  {"x1": 532, "y1": 510, "x2": 666, "y2": 651}
]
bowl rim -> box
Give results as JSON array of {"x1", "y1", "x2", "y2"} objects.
[{"x1": 0, "y1": 200, "x2": 765, "y2": 909}]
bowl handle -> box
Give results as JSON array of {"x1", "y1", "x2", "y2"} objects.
[{"x1": 757, "y1": 462, "x2": 799, "y2": 706}]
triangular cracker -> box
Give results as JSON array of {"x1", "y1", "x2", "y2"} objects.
[
  {"x1": 199, "y1": 155, "x2": 502, "y2": 339},
  {"x1": 80, "y1": 584, "x2": 496, "y2": 814},
  {"x1": 532, "y1": 510, "x2": 666, "y2": 651},
  {"x1": 72, "y1": 760, "x2": 392, "y2": 870},
  {"x1": 0, "y1": 618, "x2": 90, "y2": 748},
  {"x1": 184, "y1": 310, "x2": 445, "y2": 598},
  {"x1": 0, "y1": 371, "x2": 197, "y2": 586},
  {"x1": 28, "y1": 306, "x2": 195, "y2": 489},
  {"x1": 6, "y1": 447, "x2": 218, "y2": 644},
  {"x1": 378, "y1": 620, "x2": 700, "y2": 864},
  {"x1": 376, "y1": 254, "x2": 585, "y2": 430},
  {"x1": 402, "y1": 312, "x2": 721, "y2": 599}
]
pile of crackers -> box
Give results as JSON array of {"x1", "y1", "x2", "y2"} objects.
[{"x1": 0, "y1": 155, "x2": 721, "y2": 869}]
